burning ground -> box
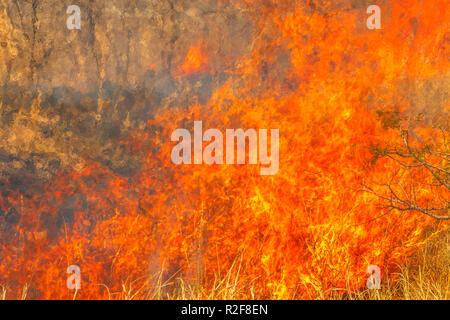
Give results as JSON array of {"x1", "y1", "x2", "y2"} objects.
[{"x1": 0, "y1": 0, "x2": 448, "y2": 299}]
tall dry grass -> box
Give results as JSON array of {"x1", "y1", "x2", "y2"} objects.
[{"x1": 1, "y1": 230, "x2": 448, "y2": 300}]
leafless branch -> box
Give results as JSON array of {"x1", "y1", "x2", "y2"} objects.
[{"x1": 363, "y1": 127, "x2": 449, "y2": 220}]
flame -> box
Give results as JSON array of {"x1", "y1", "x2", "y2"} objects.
[
  {"x1": 176, "y1": 41, "x2": 210, "y2": 77},
  {"x1": 0, "y1": 0, "x2": 448, "y2": 299}
]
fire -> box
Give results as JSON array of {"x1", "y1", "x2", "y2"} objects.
[
  {"x1": 177, "y1": 41, "x2": 210, "y2": 77},
  {"x1": 0, "y1": 0, "x2": 448, "y2": 299}
]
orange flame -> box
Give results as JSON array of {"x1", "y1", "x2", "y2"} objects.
[
  {"x1": 0, "y1": 0, "x2": 448, "y2": 299},
  {"x1": 177, "y1": 41, "x2": 210, "y2": 77}
]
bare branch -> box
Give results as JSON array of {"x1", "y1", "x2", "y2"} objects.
[{"x1": 363, "y1": 125, "x2": 449, "y2": 220}]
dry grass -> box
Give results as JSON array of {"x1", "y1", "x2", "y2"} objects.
[
  {"x1": 114, "y1": 229, "x2": 450, "y2": 300},
  {"x1": 159, "y1": 230, "x2": 449, "y2": 300},
  {"x1": 328, "y1": 230, "x2": 449, "y2": 300},
  {"x1": 386, "y1": 230, "x2": 449, "y2": 300},
  {"x1": 1, "y1": 230, "x2": 448, "y2": 300}
]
